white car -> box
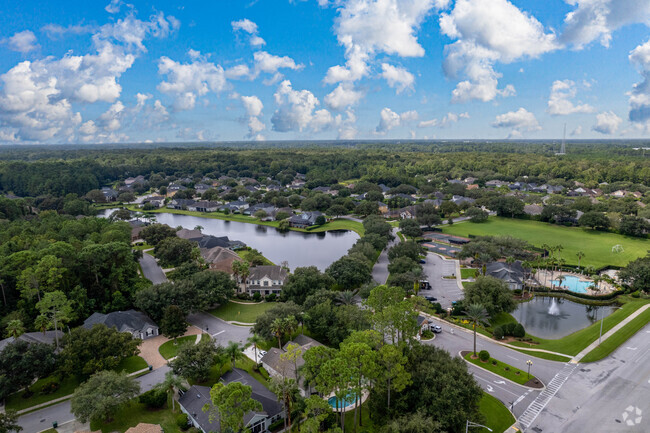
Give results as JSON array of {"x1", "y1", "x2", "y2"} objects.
[{"x1": 259, "y1": 350, "x2": 267, "y2": 357}]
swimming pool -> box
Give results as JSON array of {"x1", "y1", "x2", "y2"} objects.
[
  {"x1": 328, "y1": 391, "x2": 356, "y2": 409},
  {"x1": 551, "y1": 275, "x2": 594, "y2": 294}
]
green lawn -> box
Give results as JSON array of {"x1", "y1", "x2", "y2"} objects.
[
  {"x1": 343, "y1": 403, "x2": 376, "y2": 433},
  {"x1": 209, "y1": 301, "x2": 276, "y2": 323},
  {"x1": 159, "y1": 335, "x2": 198, "y2": 359},
  {"x1": 580, "y1": 305, "x2": 650, "y2": 362},
  {"x1": 510, "y1": 297, "x2": 649, "y2": 356},
  {"x1": 116, "y1": 356, "x2": 148, "y2": 373},
  {"x1": 478, "y1": 393, "x2": 515, "y2": 433},
  {"x1": 461, "y1": 268, "x2": 479, "y2": 279},
  {"x1": 464, "y1": 353, "x2": 537, "y2": 386},
  {"x1": 489, "y1": 312, "x2": 517, "y2": 328},
  {"x1": 442, "y1": 217, "x2": 649, "y2": 267},
  {"x1": 237, "y1": 249, "x2": 275, "y2": 266},
  {"x1": 508, "y1": 348, "x2": 572, "y2": 362},
  {"x1": 90, "y1": 402, "x2": 182, "y2": 433},
  {"x1": 5, "y1": 375, "x2": 80, "y2": 412}
]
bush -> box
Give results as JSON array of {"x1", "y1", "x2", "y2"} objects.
[
  {"x1": 431, "y1": 302, "x2": 444, "y2": 314},
  {"x1": 631, "y1": 291, "x2": 641, "y2": 298},
  {"x1": 421, "y1": 330, "x2": 434, "y2": 340},
  {"x1": 502, "y1": 322, "x2": 516, "y2": 336},
  {"x1": 513, "y1": 323, "x2": 526, "y2": 338},
  {"x1": 513, "y1": 289, "x2": 522, "y2": 295},
  {"x1": 269, "y1": 419, "x2": 285, "y2": 432},
  {"x1": 266, "y1": 293, "x2": 277, "y2": 302},
  {"x1": 236, "y1": 293, "x2": 251, "y2": 300},
  {"x1": 478, "y1": 350, "x2": 490, "y2": 362},
  {"x1": 252, "y1": 292, "x2": 262, "y2": 302},
  {"x1": 41, "y1": 382, "x2": 60, "y2": 395},
  {"x1": 491, "y1": 359, "x2": 497, "y2": 366},
  {"x1": 139, "y1": 389, "x2": 167, "y2": 409},
  {"x1": 176, "y1": 413, "x2": 189, "y2": 430},
  {"x1": 493, "y1": 326, "x2": 504, "y2": 340}
]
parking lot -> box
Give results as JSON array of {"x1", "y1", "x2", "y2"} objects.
[{"x1": 419, "y1": 252, "x2": 465, "y2": 309}]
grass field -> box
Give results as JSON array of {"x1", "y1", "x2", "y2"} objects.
[
  {"x1": 158, "y1": 335, "x2": 198, "y2": 360},
  {"x1": 580, "y1": 305, "x2": 650, "y2": 362},
  {"x1": 209, "y1": 301, "x2": 276, "y2": 323},
  {"x1": 116, "y1": 356, "x2": 148, "y2": 373},
  {"x1": 461, "y1": 268, "x2": 479, "y2": 279},
  {"x1": 5, "y1": 375, "x2": 80, "y2": 412},
  {"x1": 510, "y1": 297, "x2": 649, "y2": 355},
  {"x1": 442, "y1": 217, "x2": 649, "y2": 267},
  {"x1": 479, "y1": 392, "x2": 515, "y2": 433},
  {"x1": 90, "y1": 403, "x2": 182, "y2": 433},
  {"x1": 237, "y1": 249, "x2": 275, "y2": 266},
  {"x1": 464, "y1": 353, "x2": 537, "y2": 386}
]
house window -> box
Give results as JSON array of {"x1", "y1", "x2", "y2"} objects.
[{"x1": 264, "y1": 280, "x2": 269, "y2": 286}]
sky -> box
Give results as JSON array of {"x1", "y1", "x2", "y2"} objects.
[{"x1": 0, "y1": 0, "x2": 649, "y2": 144}]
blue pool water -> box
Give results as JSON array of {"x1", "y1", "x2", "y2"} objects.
[
  {"x1": 551, "y1": 275, "x2": 593, "y2": 294},
  {"x1": 328, "y1": 391, "x2": 356, "y2": 408}
]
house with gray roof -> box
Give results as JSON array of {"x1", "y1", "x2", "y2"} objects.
[
  {"x1": 83, "y1": 310, "x2": 159, "y2": 340},
  {"x1": 0, "y1": 330, "x2": 64, "y2": 353},
  {"x1": 486, "y1": 261, "x2": 525, "y2": 291},
  {"x1": 246, "y1": 266, "x2": 288, "y2": 296},
  {"x1": 288, "y1": 211, "x2": 324, "y2": 228},
  {"x1": 179, "y1": 368, "x2": 284, "y2": 433},
  {"x1": 260, "y1": 335, "x2": 323, "y2": 396}
]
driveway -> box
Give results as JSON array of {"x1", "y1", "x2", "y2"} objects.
[
  {"x1": 138, "y1": 326, "x2": 201, "y2": 369},
  {"x1": 419, "y1": 252, "x2": 464, "y2": 309},
  {"x1": 187, "y1": 312, "x2": 253, "y2": 347},
  {"x1": 139, "y1": 252, "x2": 167, "y2": 285}
]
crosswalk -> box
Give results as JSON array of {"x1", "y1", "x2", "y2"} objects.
[{"x1": 518, "y1": 362, "x2": 578, "y2": 431}]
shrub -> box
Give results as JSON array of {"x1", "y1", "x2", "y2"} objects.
[
  {"x1": 513, "y1": 323, "x2": 526, "y2": 338},
  {"x1": 266, "y1": 293, "x2": 277, "y2": 302},
  {"x1": 421, "y1": 330, "x2": 434, "y2": 340},
  {"x1": 513, "y1": 289, "x2": 522, "y2": 295},
  {"x1": 176, "y1": 413, "x2": 189, "y2": 430},
  {"x1": 478, "y1": 350, "x2": 490, "y2": 362},
  {"x1": 631, "y1": 291, "x2": 641, "y2": 298},
  {"x1": 41, "y1": 382, "x2": 60, "y2": 395},
  {"x1": 491, "y1": 360, "x2": 497, "y2": 366},
  {"x1": 139, "y1": 389, "x2": 167, "y2": 409},
  {"x1": 269, "y1": 419, "x2": 285, "y2": 432},
  {"x1": 236, "y1": 293, "x2": 251, "y2": 300},
  {"x1": 252, "y1": 292, "x2": 262, "y2": 302},
  {"x1": 502, "y1": 322, "x2": 516, "y2": 336},
  {"x1": 431, "y1": 302, "x2": 444, "y2": 314},
  {"x1": 493, "y1": 326, "x2": 504, "y2": 340}
]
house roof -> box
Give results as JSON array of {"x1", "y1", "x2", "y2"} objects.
[
  {"x1": 200, "y1": 246, "x2": 243, "y2": 265},
  {"x1": 177, "y1": 228, "x2": 203, "y2": 240},
  {"x1": 261, "y1": 336, "x2": 323, "y2": 382},
  {"x1": 0, "y1": 331, "x2": 63, "y2": 352},
  {"x1": 486, "y1": 262, "x2": 524, "y2": 286},
  {"x1": 179, "y1": 385, "x2": 214, "y2": 431},
  {"x1": 124, "y1": 424, "x2": 162, "y2": 433},
  {"x1": 288, "y1": 211, "x2": 323, "y2": 225},
  {"x1": 83, "y1": 310, "x2": 157, "y2": 334},
  {"x1": 523, "y1": 204, "x2": 543, "y2": 216},
  {"x1": 249, "y1": 266, "x2": 288, "y2": 282},
  {"x1": 221, "y1": 368, "x2": 283, "y2": 423},
  {"x1": 198, "y1": 235, "x2": 231, "y2": 249}
]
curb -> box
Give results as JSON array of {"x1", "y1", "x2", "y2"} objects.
[{"x1": 459, "y1": 351, "x2": 546, "y2": 391}]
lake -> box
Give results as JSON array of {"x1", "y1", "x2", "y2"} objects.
[
  {"x1": 98, "y1": 210, "x2": 359, "y2": 271},
  {"x1": 511, "y1": 296, "x2": 618, "y2": 339}
]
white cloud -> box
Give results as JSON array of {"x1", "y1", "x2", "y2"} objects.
[
  {"x1": 376, "y1": 107, "x2": 419, "y2": 133},
  {"x1": 42, "y1": 23, "x2": 95, "y2": 39},
  {"x1": 492, "y1": 108, "x2": 542, "y2": 136},
  {"x1": 418, "y1": 118, "x2": 438, "y2": 128},
  {"x1": 441, "y1": 0, "x2": 558, "y2": 102},
  {"x1": 381, "y1": 63, "x2": 415, "y2": 94},
  {"x1": 157, "y1": 52, "x2": 227, "y2": 110},
  {"x1": 253, "y1": 51, "x2": 302, "y2": 77},
  {"x1": 232, "y1": 18, "x2": 266, "y2": 47},
  {"x1": 592, "y1": 110, "x2": 622, "y2": 134},
  {"x1": 4, "y1": 30, "x2": 39, "y2": 53},
  {"x1": 240, "y1": 95, "x2": 266, "y2": 138},
  {"x1": 97, "y1": 101, "x2": 125, "y2": 131},
  {"x1": 571, "y1": 125, "x2": 583, "y2": 136},
  {"x1": 271, "y1": 80, "x2": 335, "y2": 133},
  {"x1": 105, "y1": 0, "x2": 125, "y2": 14},
  {"x1": 561, "y1": 0, "x2": 650, "y2": 49},
  {"x1": 629, "y1": 40, "x2": 650, "y2": 124},
  {"x1": 418, "y1": 111, "x2": 469, "y2": 128},
  {"x1": 338, "y1": 109, "x2": 358, "y2": 139},
  {"x1": 324, "y1": 83, "x2": 364, "y2": 110},
  {"x1": 547, "y1": 79, "x2": 595, "y2": 115},
  {"x1": 94, "y1": 12, "x2": 179, "y2": 52}
]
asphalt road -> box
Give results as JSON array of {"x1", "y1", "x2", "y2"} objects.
[
  {"x1": 186, "y1": 312, "x2": 252, "y2": 346},
  {"x1": 371, "y1": 227, "x2": 399, "y2": 284},
  {"x1": 419, "y1": 252, "x2": 464, "y2": 309},
  {"x1": 138, "y1": 252, "x2": 167, "y2": 285}
]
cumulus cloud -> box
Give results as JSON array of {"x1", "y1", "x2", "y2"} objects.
[
  {"x1": 240, "y1": 95, "x2": 266, "y2": 138},
  {"x1": 4, "y1": 30, "x2": 39, "y2": 53},
  {"x1": 157, "y1": 52, "x2": 227, "y2": 110},
  {"x1": 225, "y1": 52, "x2": 302, "y2": 84},
  {"x1": 440, "y1": 0, "x2": 558, "y2": 103},
  {"x1": 381, "y1": 63, "x2": 415, "y2": 94},
  {"x1": 375, "y1": 107, "x2": 419, "y2": 133},
  {"x1": 629, "y1": 40, "x2": 650, "y2": 124},
  {"x1": 42, "y1": 23, "x2": 95, "y2": 39},
  {"x1": 592, "y1": 110, "x2": 622, "y2": 134},
  {"x1": 105, "y1": 0, "x2": 128, "y2": 14},
  {"x1": 232, "y1": 18, "x2": 266, "y2": 47},
  {"x1": 561, "y1": 0, "x2": 650, "y2": 49},
  {"x1": 547, "y1": 79, "x2": 595, "y2": 115},
  {"x1": 324, "y1": 83, "x2": 364, "y2": 110},
  {"x1": 271, "y1": 80, "x2": 336, "y2": 133},
  {"x1": 418, "y1": 112, "x2": 469, "y2": 128},
  {"x1": 492, "y1": 108, "x2": 541, "y2": 136},
  {"x1": 338, "y1": 109, "x2": 358, "y2": 139}
]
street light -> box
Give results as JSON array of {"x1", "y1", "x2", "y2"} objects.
[
  {"x1": 526, "y1": 360, "x2": 533, "y2": 379},
  {"x1": 598, "y1": 306, "x2": 621, "y2": 345},
  {"x1": 466, "y1": 420, "x2": 492, "y2": 433}
]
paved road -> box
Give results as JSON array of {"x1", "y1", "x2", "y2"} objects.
[
  {"x1": 18, "y1": 366, "x2": 170, "y2": 433},
  {"x1": 419, "y1": 253, "x2": 464, "y2": 309},
  {"x1": 187, "y1": 312, "x2": 252, "y2": 346},
  {"x1": 139, "y1": 252, "x2": 167, "y2": 285},
  {"x1": 371, "y1": 227, "x2": 399, "y2": 284},
  {"x1": 528, "y1": 322, "x2": 650, "y2": 432}
]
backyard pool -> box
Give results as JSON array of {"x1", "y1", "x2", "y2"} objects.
[
  {"x1": 551, "y1": 275, "x2": 593, "y2": 294},
  {"x1": 328, "y1": 392, "x2": 356, "y2": 409}
]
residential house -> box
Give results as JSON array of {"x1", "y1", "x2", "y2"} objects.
[
  {"x1": 167, "y1": 198, "x2": 196, "y2": 210},
  {"x1": 288, "y1": 211, "x2": 324, "y2": 228},
  {"x1": 167, "y1": 183, "x2": 187, "y2": 197},
  {"x1": 0, "y1": 330, "x2": 64, "y2": 353},
  {"x1": 219, "y1": 200, "x2": 250, "y2": 212},
  {"x1": 485, "y1": 180, "x2": 508, "y2": 188},
  {"x1": 244, "y1": 203, "x2": 277, "y2": 219},
  {"x1": 378, "y1": 202, "x2": 389, "y2": 214},
  {"x1": 246, "y1": 266, "x2": 288, "y2": 296},
  {"x1": 83, "y1": 310, "x2": 159, "y2": 340},
  {"x1": 188, "y1": 201, "x2": 220, "y2": 212},
  {"x1": 451, "y1": 195, "x2": 475, "y2": 206},
  {"x1": 101, "y1": 187, "x2": 119, "y2": 202},
  {"x1": 177, "y1": 228, "x2": 203, "y2": 241},
  {"x1": 141, "y1": 196, "x2": 165, "y2": 208},
  {"x1": 128, "y1": 220, "x2": 147, "y2": 241},
  {"x1": 200, "y1": 246, "x2": 245, "y2": 273},
  {"x1": 416, "y1": 315, "x2": 431, "y2": 336},
  {"x1": 486, "y1": 262, "x2": 525, "y2": 291},
  {"x1": 197, "y1": 235, "x2": 230, "y2": 249},
  {"x1": 194, "y1": 183, "x2": 212, "y2": 194},
  {"x1": 125, "y1": 175, "x2": 145, "y2": 186},
  {"x1": 289, "y1": 179, "x2": 306, "y2": 189},
  {"x1": 378, "y1": 183, "x2": 391, "y2": 194},
  {"x1": 179, "y1": 368, "x2": 284, "y2": 433},
  {"x1": 423, "y1": 198, "x2": 443, "y2": 207},
  {"x1": 523, "y1": 204, "x2": 543, "y2": 216},
  {"x1": 260, "y1": 335, "x2": 323, "y2": 396}
]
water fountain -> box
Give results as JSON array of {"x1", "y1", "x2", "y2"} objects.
[{"x1": 548, "y1": 298, "x2": 561, "y2": 316}]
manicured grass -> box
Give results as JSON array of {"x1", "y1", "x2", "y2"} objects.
[
  {"x1": 464, "y1": 353, "x2": 537, "y2": 386},
  {"x1": 397, "y1": 232, "x2": 405, "y2": 241},
  {"x1": 510, "y1": 297, "x2": 648, "y2": 355},
  {"x1": 461, "y1": 268, "x2": 479, "y2": 279},
  {"x1": 580, "y1": 305, "x2": 650, "y2": 362},
  {"x1": 489, "y1": 312, "x2": 517, "y2": 328},
  {"x1": 442, "y1": 217, "x2": 649, "y2": 268},
  {"x1": 90, "y1": 402, "x2": 182, "y2": 433},
  {"x1": 5, "y1": 375, "x2": 80, "y2": 411},
  {"x1": 120, "y1": 205, "x2": 365, "y2": 236},
  {"x1": 237, "y1": 249, "x2": 275, "y2": 266},
  {"x1": 508, "y1": 348, "x2": 572, "y2": 362},
  {"x1": 131, "y1": 243, "x2": 154, "y2": 250},
  {"x1": 116, "y1": 355, "x2": 148, "y2": 373},
  {"x1": 209, "y1": 301, "x2": 276, "y2": 323},
  {"x1": 159, "y1": 335, "x2": 197, "y2": 360},
  {"x1": 478, "y1": 392, "x2": 515, "y2": 433}
]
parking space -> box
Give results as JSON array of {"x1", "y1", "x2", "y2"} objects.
[{"x1": 419, "y1": 253, "x2": 464, "y2": 309}]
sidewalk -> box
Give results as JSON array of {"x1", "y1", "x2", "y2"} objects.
[{"x1": 571, "y1": 303, "x2": 650, "y2": 363}]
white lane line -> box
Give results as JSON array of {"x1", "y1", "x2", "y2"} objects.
[
  {"x1": 507, "y1": 355, "x2": 519, "y2": 361},
  {"x1": 474, "y1": 374, "x2": 520, "y2": 398},
  {"x1": 212, "y1": 330, "x2": 225, "y2": 337}
]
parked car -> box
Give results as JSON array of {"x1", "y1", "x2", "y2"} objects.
[
  {"x1": 424, "y1": 296, "x2": 437, "y2": 302},
  {"x1": 419, "y1": 259, "x2": 426, "y2": 264},
  {"x1": 259, "y1": 350, "x2": 267, "y2": 357},
  {"x1": 430, "y1": 325, "x2": 442, "y2": 333}
]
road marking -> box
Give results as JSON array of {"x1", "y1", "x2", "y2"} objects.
[
  {"x1": 494, "y1": 380, "x2": 506, "y2": 384},
  {"x1": 626, "y1": 347, "x2": 638, "y2": 351},
  {"x1": 474, "y1": 374, "x2": 519, "y2": 397},
  {"x1": 507, "y1": 355, "x2": 519, "y2": 361},
  {"x1": 212, "y1": 330, "x2": 225, "y2": 337},
  {"x1": 486, "y1": 385, "x2": 494, "y2": 393},
  {"x1": 513, "y1": 390, "x2": 532, "y2": 407},
  {"x1": 621, "y1": 406, "x2": 643, "y2": 426}
]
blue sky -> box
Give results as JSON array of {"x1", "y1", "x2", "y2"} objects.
[{"x1": 0, "y1": 0, "x2": 649, "y2": 144}]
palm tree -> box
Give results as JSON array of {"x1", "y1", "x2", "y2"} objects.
[
  {"x1": 556, "y1": 244, "x2": 564, "y2": 261},
  {"x1": 556, "y1": 275, "x2": 565, "y2": 289},
  {"x1": 336, "y1": 290, "x2": 356, "y2": 306},
  {"x1": 463, "y1": 303, "x2": 489, "y2": 356},
  {"x1": 34, "y1": 315, "x2": 49, "y2": 334},
  {"x1": 270, "y1": 318, "x2": 284, "y2": 349},
  {"x1": 247, "y1": 334, "x2": 265, "y2": 364},
  {"x1": 225, "y1": 341, "x2": 246, "y2": 368},
  {"x1": 270, "y1": 376, "x2": 299, "y2": 429},
  {"x1": 5, "y1": 319, "x2": 24, "y2": 338},
  {"x1": 576, "y1": 251, "x2": 585, "y2": 271},
  {"x1": 194, "y1": 225, "x2": 204, "y2": 231},
  {"x1": 159, "y1": 371, "x2": 183, "y2": 411}
]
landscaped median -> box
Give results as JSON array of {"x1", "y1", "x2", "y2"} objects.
[
  {"x1": 158, "y1": 335, "x2": 198, "y2": 360},
  {"x1": 462, "y1": 351, "x2": 544, "y2": 388}
]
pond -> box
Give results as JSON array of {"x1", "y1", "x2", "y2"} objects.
[
  {"x1": 98, "y1": 210, "x2": 358, "y2": 271},
  {"x1": 511, "y1": 296, "x2": 618, "y2": 339}
]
